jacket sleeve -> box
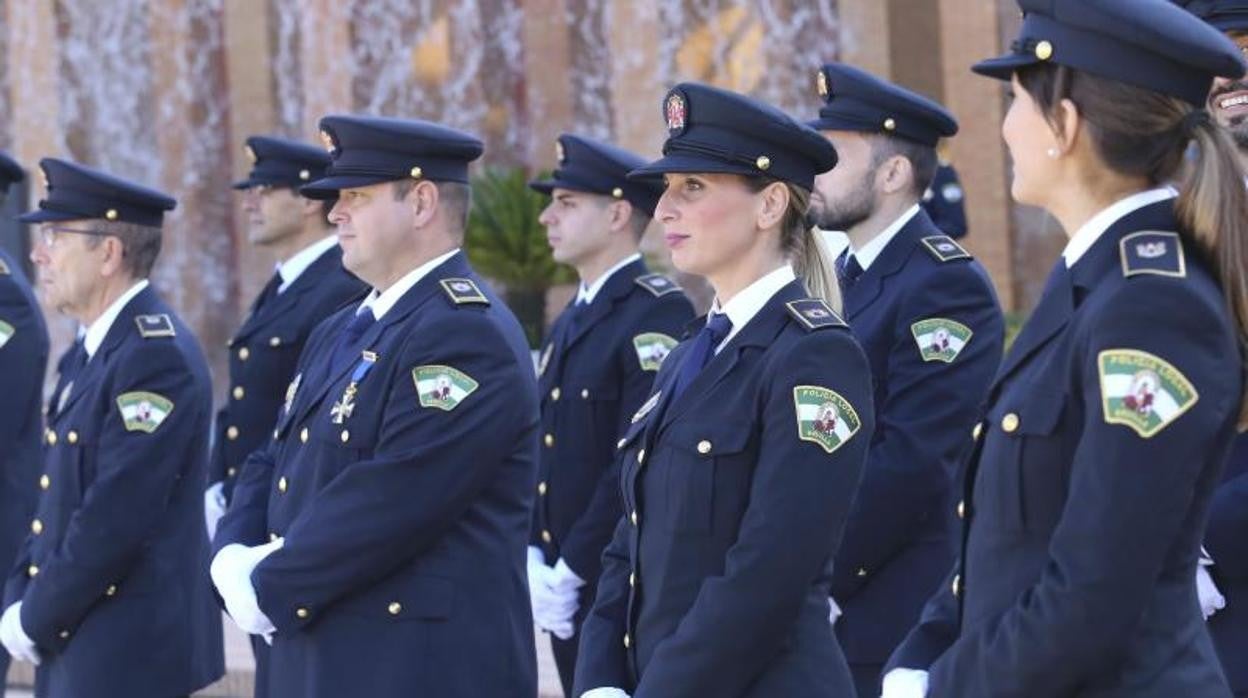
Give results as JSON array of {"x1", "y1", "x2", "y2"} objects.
[
  {"x1": 884, "y1": 563, "x2": 963, "y2": 672},
  {"x1": 573, "y1": 515, "x2": 636, "y2": 694},
  {"x1": 560, "y1": 296, "x2": 693, "y2": 581},
  {"x1": 632, "y1": 330, "x2": 875, "y2": 697},
  {"x1": 20, "y1": 341, "x2": 205, "y2": 649},
  {"x1": 925, "y1": 279, "x2": 1238, "y2": 697},
  {"x1": 832, "y1": 263, "x2": 1002, "y2": 598},
  {"x1": 251, "y1": 310, "x2": 539, "y2": 632},
  {"x1": 1204, "y1": 437, "x2": 1248, "y2": 581}
]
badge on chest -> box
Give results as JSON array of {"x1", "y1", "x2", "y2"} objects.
[{"x1": 330, "y1": 351, "x2": 378, "y2": 424}]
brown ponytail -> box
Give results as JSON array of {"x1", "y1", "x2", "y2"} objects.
[{"x1": 741, "y1": 176, "x2": 844, "y2": 313}]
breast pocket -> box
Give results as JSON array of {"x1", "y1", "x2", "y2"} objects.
[
  {"x1": 656, "y1": 420, "x2": 755, "y2": 534},
  {"x1": 982, "y1": 388, "x2": 1069, "y2": 532}
]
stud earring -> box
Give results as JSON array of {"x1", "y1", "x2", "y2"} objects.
[{"x1": 1047, "y1": 148, "x2": 1060, "y2": 159}]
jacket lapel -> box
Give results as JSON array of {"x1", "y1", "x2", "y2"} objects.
[
  {"x1": 845, "y1": 213, "x2": 927, "y2": 320},
  {"x1": 562, "y1": 258, "x2": 647, "y2": 352},
  {"x1": 234, "y1": 247, "x2": 345, "y2": 342},
  {"x1": 57, "y1": 286, "x2": 164, "y2": 418}
]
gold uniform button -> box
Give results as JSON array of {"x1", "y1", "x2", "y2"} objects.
[
  {"x1": 884, "y1": 117, "x2": 897, "y2": 131},
  {"x1": 67, "y1": 431, "x2": 79, "y2": 445},
  {"x1": 544, "y1": 433, "x2": 554, "y2": 448},
  {"x1": 27, "y1": 565, "x2": 38, "y2": 577},
  {"x1": 227, "y1": 467, "x2": 237, "y2": 478},
  {"x1": 340, "y1": 430, "x2": 350, "y2": 443},
  {"x1": 238, "y1": 347, "x2": 250, "y2": 361},
  {"x1": 538, "y1": 481, "x2": 548, "y2": 496},
  {"x1": 972, "y1": 422, "x2": 983, "y2": 440},
  {"x1": 1001, "y1": 413, "x2": 1020, "y2": 433},
  {"x1": 630, "y1": 510, "x2": 638, "y2": 526},
  {"x1": 550, "y1": 387, "x2": 561, "y2": 401},
  {"x1": 388, "y1": 602, "x2": 402, "y2": 616},
  {"x1": 623, "y1": 633, "x2": 631, "y2": 649},
  {"x1": 105, "y1": 584, "x2": 117, "y2": 597},
  {"x1": 46, "y1": 430, "x2": 57, "y2": 446},
  {"x1": 278, "y1": 477, "x2": 288, "y2": 493},
  {"x1": 269, "y1": 337, "x2": 282, "y2": 347},
  {"x1": 58, "y1": 630, "x2": 69, "y2": 640},
  {"x1": 541, "y1": 530, "x2": 552, "y2": 543},
  {"x1": 227, "y1": 426, "x2": 240, "y2": 441},
  {"x1": 233, "y1": 386, "x2": 245, "y2": 400},
  {"x1": 581, "y1": 389, "x2": 590, "y2": 399},
  {"x1": 31, "y1": 519, "x2": 42, "y2": 535},
  {"x1": 697, "y1": 440, "x2": 712, "y2": 455},
  {"x1": 636, "y1": 449, "x2": 646, "y2": 464},
  {"x1": 39, "y1": 474, "x2": 50, "y2": 490},
  {"x1": 300, "y1": 427, "x2": 309, "y2": 443},
  {"x1": 957, "y1": 500, "x2": 966, "y2": 519},
  {"x1": 296, "y1": 607, "x2": 309, "y2": 619},
  {"x1": 951, "y1": 574, "x2": 962, "y2": 597},
  {"x1": 856, "y1": 567, "x2": 867, "y2": 577}
]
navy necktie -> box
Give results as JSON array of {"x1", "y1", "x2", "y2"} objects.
[
  {"x1": 331, "y1": 308, "x2": 376, "y2": 370},
  {"x1": 836, "y1": 251, "x2": 864, "y2": 291},
  {"x1": 253, "y1": 272, "x2": 283, "y2": 313},
  {"x1": 671, "y1": 313, "x2": 733, "y2": 400}
]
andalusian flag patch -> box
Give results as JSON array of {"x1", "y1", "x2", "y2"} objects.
[
  {"x1": 413, "y1": 365, "x2": 479, "y2": 411},
  {"x1": 116, "y1": 391, "x2": 174, "y2": 433},
  {"x1": 911, "y1": 318, "x2": 972, "y2": 363},
  {"x1": 0, "y1": 320, "x2": 13, "y2": 350},
  {"x1": 793, "y1": 385, "x2": 861, "y2": 455},
  {"x1": 1098, "y1": 349, "x2": 1198, "y2": 438},
  {"x1": 632, "y1": 333, "x2": 678, "y2": 372}
]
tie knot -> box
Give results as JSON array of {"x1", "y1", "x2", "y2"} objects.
[
  {"x1": 705, "y1": 312, "x2": 733, "y2": 343},
  {"x1": 345, "y1": 308, "x2": 376, "y2": 339}
]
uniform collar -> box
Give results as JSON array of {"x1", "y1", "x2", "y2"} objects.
[
  {"x1": 850, "y1": 204, "x2": 920, "y2": 271},
  {"x1": 577, "y1": 252, "x2": 642, "y2": 305},
  {"x1": 358, "y1": 248, "x2": 460, "y2": 321},
  {"x1": 84, "y1": 279, "x2": 149, "y2": 359},
  {"x1": 1063, "y1": 187, "x2": 1176, "y2": 268},
  {"x1": 710, "y1": 264, "x2": 796, "y2": 351},
  {"x1": 277, "y1": 235, "x2": 338, "y2": 293}
]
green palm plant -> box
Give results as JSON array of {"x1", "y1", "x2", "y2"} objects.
[{"x1": 465, "y1": 167, "x2": 575, "y2": 347}]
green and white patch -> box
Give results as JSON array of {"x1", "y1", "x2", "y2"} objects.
[
  {"x1": 413, "y1": 365, "x2": 479, "y2": 411},
  {"x1": 632, "y1": 333, "x2": 678, "y2": 372},
  {"x1": 911, "y1": 318, "x2": 973, "y2": 363},
  {"x1": 116, "y1": 391, "x2": 174, "y2": 433},
  {"x1": 793, "y1": 385, "x2": 861, "y2": 455},
  {"x1": 1098, "y1": 349, "x2": 1199, "y2": 438},
  {"x1": 0, "y1": 320, "x2": 13, "y2": 350}
]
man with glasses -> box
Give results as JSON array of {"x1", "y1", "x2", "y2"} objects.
[
  {"x1": 0, "y1": 158, "x2": 224, "y2": 696},
  {"x1": 208, "y1": 136, "x2": 364, "y2": 534},
  {"x1": 0, "y1": 151, "x2": 48, "y2": 688}
]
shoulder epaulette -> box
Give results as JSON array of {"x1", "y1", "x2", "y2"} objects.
[
  {"x1": 1120, "y1": 230, "x2": 1186, "y2": 279},
  {"x1": 785, "y1": 299, "x2": 847, "y2": 331},
  {"x1": 634, "y1": 273, "x2": 682, "y2": 297},
  {"x1": 0, "y1": 258, "x2": 9, "y2": 275},
  {"x1": 920, "y1": 235, "x2": 971, "y2": 263},
  {"x1": 134, "y1": 314, "x2": 176, "y2": 338},
  {"x1": 439, "y1": 278, "x2": 490, "y2": 306}
]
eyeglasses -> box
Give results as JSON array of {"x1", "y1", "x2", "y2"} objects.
[{"x1": 36, "y1": 225, "x2": 111, "y2": 249}]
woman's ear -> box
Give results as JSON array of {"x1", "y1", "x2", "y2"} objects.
[
  {"x1": 756, "y1": 181, "x2": 790, "y2": 230},
  {"x1": 1054, "y1": 97, "x2": 1082, "y2": 155}
]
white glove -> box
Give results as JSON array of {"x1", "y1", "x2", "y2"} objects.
[
  {"x1": 204, "y1": 481, "x2": 227, "y2": 541},
  {"x1": 828, "y1": 596, "x2": 842, "y2": 625},
  {"x1": 1197, "y1": 564, "x2": 1226, "y2": 620},
  {"x1": 0, "y1": 602, "x2": 40, "y2": 666},
  {"x1": 528, "y1": 550, "x2": 580, "y2": 640},
  {"x1": 580, "y1": 689, "x2": 630, "y2": 698},
  {"x1": 210, "y1": 538, "x2": 284, "y2": 636},
  {"x1": 880, "y1": 668, "x2": 929, "y2": 698}
]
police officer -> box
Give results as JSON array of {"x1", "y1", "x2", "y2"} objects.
[
  {"x1": 211, "y1": 115, "x2": 540, "y2": 697},
  {"x1": 805, "y1": 62, "x2": 1005, "y2": 698},
  {"x1": 205, "y1": 135, "x2": 365, "y2": 696},
  {"x1": 1178, "y1": 2, "x2": 1248, "y2": 695},
  {"x1": 0, "y1": 151, "x2": 49, "y2": 687},
  {"x1": 206, "y1": 135, "x2": 364, "y2": 526},
  {"x1": 527, "y1": 134, "x2": 693, "y2": 696},
  {"x1": 0, "y1": 158, "x2": 224, "y2": 696},
  {"x1": 574, "y1": 82, "x2": 875, "y2": 698},
  {"x1": 883, "y1": 1, "x2": 1248, "y2": 695},
  {"x1": 920, "y1": 159, "x2": 968, "y2": 240}
]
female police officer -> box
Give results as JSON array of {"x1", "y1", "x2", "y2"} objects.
[
  {"x1": 573, "y1": 82, "x2": 875, "y2": 697},
  {"x1": 883, "y1": 1, "x2": 1248, "y2": 696}
]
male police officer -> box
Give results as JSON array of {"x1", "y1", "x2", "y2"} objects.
[
  {"x1": 1178, "y1": 2, "x2": 1248, "y2": 695},
  {"x1": 0, "y1": 158, "x2": 223, "y2": 696},
  {"x1": 206, "y1": 135, "x2": 364, "y2": 531},
  {"x1": 806, "y1": 63, "x2": 1004, "y2": 698},
  {"x1": 211, "y1": 115, "x2": 540, "y2": 697},
  {"x1": 527, "y1": 134, "x2": 693, "y2": 696},
  {"x1": 0, "y1": 151, "x2": 49, "y2": 687}
]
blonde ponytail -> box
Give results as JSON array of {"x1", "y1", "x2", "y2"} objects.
[{"x1": 794, "y1": 223, "x2": 844, "y2": 314}]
